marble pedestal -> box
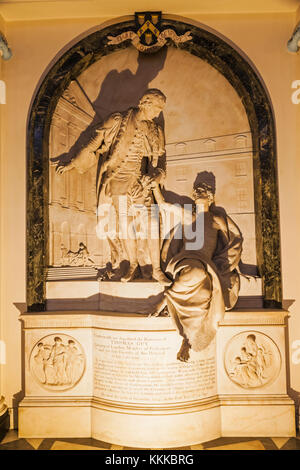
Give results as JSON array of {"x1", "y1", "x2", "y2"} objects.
[
  {"x1": 0, "y1": 396, "x2": 9, "y2": 436},
  {"x1": 45, "y1": 276, "x2": 263, "y2": 312},
  {"x1": 18, "y1": 309, "x2": 295, "y2": 447}
]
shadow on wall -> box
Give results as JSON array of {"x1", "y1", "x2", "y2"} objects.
[
  {"x1": 46, "y1": 290, "x2": 164, "y2": 315},
  {"x1": 51, "y1": 47, "x2": 168, "y2": 167},
  {"x1": 90, "y1": 46, "x2": 168, "y2": 125}
]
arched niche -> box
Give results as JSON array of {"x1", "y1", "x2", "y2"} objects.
[{"x1": 27, "y1": 17, "x2": 281, "y2": 311}]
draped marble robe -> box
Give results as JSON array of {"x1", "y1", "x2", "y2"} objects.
[{"x1": 159, "y1": 203, "x2": 243, "y2": 352}]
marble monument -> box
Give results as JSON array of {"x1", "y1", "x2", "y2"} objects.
[{"x1": 19, "y1": 17, "x2": 296, "y2": 447}]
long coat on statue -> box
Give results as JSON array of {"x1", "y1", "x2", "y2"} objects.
[{"x1": 70, "y1": 107, "x2": 166, "y2": 267}]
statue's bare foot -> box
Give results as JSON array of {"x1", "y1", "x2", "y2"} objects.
[
  {"x1": 121, "y1": 264, "x2": 138, "y2": 283},
  {"x1": 152, "y1": 268, "x2": 172, "y2": 287},
  {"x1": 148, "y1": 305, "x2": 169, "y2": 318},
  {"x1": 177, "y1": 338, "x2": 191, "y2": 362},
  {"x1": 160, "y1": 306, "x2": 169, "y2": 316}
]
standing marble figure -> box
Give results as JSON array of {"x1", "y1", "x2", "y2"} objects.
[
  {"x1": 151, "y1": 176, "x2": 243, "y2": 361},
  {"x1": 56, "y1": 88, "x2": 170, "y2": 285}
]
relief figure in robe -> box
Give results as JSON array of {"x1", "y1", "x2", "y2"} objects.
[
  {"x1": 48, "y1": 336, "x2": 68, "y2": 385},
  {"x1": 33, "y1": 342, "x2": 51, "y2": 384},
  {"x1": 151, "y1": 174, "x2": 243, "y2": 361},
  {"x1": 56, "y1": 89, "x2": 170, "y2": 286},
  {"x1": 65, "y1": 339, "x2": 84, "y2": 384}
]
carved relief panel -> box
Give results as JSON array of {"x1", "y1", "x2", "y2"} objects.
[
  {"x1": 224, "y1": 331, "x2": 281, "y2": 389},
  {"x1": 29, "y1": 334, "x2": 86, "y2": 391},
  {"x1": 49, "y1": 82, "x2": 106, "y2": 268}
]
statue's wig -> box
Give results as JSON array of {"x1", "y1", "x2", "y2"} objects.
[{"x1": 139, "y1": 88, "x2": 166, "y2": 109}]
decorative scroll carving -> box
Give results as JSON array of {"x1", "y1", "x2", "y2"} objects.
[{"x1": 107, "y1": 12, "x2": 192, "y2": 53}]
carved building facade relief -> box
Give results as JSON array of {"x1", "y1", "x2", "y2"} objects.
[
  {"x1": 49, "y1": 83, "x2": 108, "y2": 268},
  {"x1": 164, "y1": 131, "x2": 256, "y2": 267}
]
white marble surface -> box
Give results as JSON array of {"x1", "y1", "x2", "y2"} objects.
[
  {"x1": 217, "y1": 324, "x2": 288, "y2": 395},
  {"x1": 221, "y1": 402, "x2": 295, "y2": 437},
  {"x1": 18, "y1": 309, "x2": 296, "y2": 445},
  {"x1": 23, "y1": 328, "x2": 93, "y2": 397},
  {"x1": 46, "y1": 278, "x2": 262, "y2": 312},
  {"x1": 91, "y1": 402, "x2": 221, "y2": 448},
  {"x1": 48, "y1": 45, "x2": 257, "y2": 279}
]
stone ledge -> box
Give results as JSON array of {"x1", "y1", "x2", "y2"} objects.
[
  {"x1": 19, "y1": 311, "x2": 174, "y2": 330},
  {"x1": 19, "y1": 394, "x2": 294, "y2": 411},
  {"x1": 219, "y1": 309, "x2": 288, "y2": 326},
  {"x1": 20, "y1": 309, "x2": 289, "y2": 329},
  {"x1": 19, "y1": 395, "x2": 221, "y2": 415},
  {"x1": 218, "y1": 394, "x2": 294, "y2": 405}
]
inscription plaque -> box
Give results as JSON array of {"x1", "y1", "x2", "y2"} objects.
[{"x1": 93, "y1": 330, "x2": 216, "y2": 404}]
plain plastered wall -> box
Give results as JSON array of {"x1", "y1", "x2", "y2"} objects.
[
  {"x1": 0, "y1": 13, "x2": 6, "y2": 405},
  {"x1": 292, "y1": 5, "x2": 300, "y2": 405},
  {"x1": 0, "y1": 10, "x2": 300, "y2": 422}
]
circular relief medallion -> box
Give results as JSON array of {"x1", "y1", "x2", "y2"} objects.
[
  {"x1": 224, "y1": 331, "x2": 281, "y2": 389},
  {"x1": 29, "y1": 334, "x2": 85, "y2": 391}
]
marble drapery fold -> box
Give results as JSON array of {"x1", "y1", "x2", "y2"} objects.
[{"x1": 160, "y1": 204, "x2": 243, "y2": 352}]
